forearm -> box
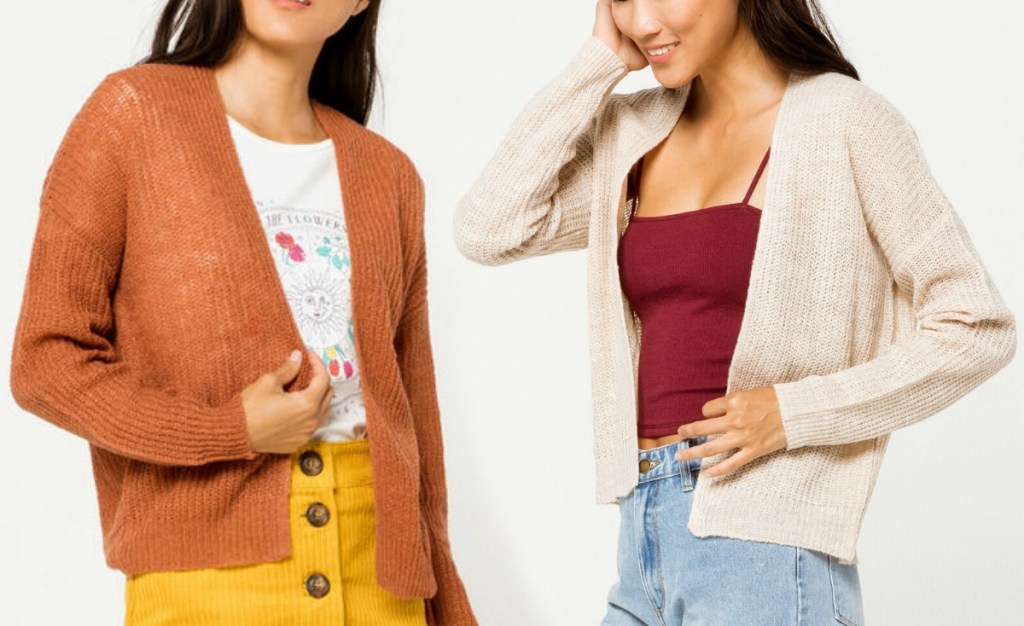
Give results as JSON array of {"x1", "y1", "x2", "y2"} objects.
[
  {"x1": 11, "y1": 214, "x2": 256, "y2": 466},
  {"x1": 776, "y1": 90, "x2": 1016, "y2": 449}
]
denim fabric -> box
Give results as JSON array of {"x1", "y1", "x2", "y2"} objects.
[{"x1": 603, "y1": 438, "x2": 864, "y2": 626}]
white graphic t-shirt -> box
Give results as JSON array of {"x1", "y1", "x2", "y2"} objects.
[{"x1": 227, "y1": 114, "x2": 366, "y2": 441}]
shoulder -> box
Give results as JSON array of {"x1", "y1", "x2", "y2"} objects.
[
  {"x1": 72, "y1": 62, "x2": 210, "y2": 138},
  {"x1": 314, "y1": 105, "x2": 424, "y2": 230},
  {"x1": 791, "y1": 71, "x2": 912, "y2": 137},
  {"x1": 107, "y1": 61, "x2": 194, "y2": 85},
  {"x1": 594, "y1": 85, "x2": 687, "y2": 144},
  {"x1": 91, "y1": 62, "x2": 195, "y2": 107},
  {"x1": 357, "y1": 126, "x2": 421, "y2": 184},
  {"x1": 315, "y1": 103, "x2": 421, "y2": 183},
  {"x1": 50, "y1": 65, "x2": 184, "y2": 162}
]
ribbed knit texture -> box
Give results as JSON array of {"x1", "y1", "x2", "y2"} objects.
[
  {"x1": 619, "y1": 207, "x2": 761, "y2": 437},
  {"x1": 454, "y1": 37, "x2": 1016, "y2": 563},
  {"x1": 125, "y1": 441, "x2": 428, "y2": 625},
  {"x1": 10, "y1": 63, "x2": 475, "y2": 624}
]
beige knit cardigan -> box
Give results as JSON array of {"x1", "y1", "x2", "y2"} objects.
[{"x1": 454, "y1": 37, "x2": 1016, "y2": 562}]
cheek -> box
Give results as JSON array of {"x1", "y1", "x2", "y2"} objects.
[
  {"x1": 672, "y1": 9, "x2": 732, "y2": 64},
  {"x1": 695, "y1": 4, "x2": 741, "y2": 51}
]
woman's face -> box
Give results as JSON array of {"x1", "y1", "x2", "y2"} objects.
[
  {"x1": 611, "y1": 0, "x2": 744, "y2": 88},
  {"x1": 239, "y1": 0, "x2": 370, "y2": 49}
]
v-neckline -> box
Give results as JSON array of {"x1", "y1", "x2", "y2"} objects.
[
  {"x1": 196, "y1": 64, "x2": 360, "y2": 362},
  {"x1": 618, "y1": 72, "x2": 801, "y2": 397},
  {"x1": 727, "y1": 73, "x2": 798, "y2": 394}
]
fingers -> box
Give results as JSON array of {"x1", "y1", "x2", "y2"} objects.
[
  {"x1": 302, "y1": 350, "x2": 332, "y2": 397},
  {"x1": 701, "y1": 448, "x2": 757, "y2": 479},
  {"x1": 676, "y1": 435, "x2": 736, "y2": 462},
  {"x1": 593, "y1": 0, "x2": 619, "y2": 45},
  {"x1": 272, "y1": 349, "x2": 304, "y2": 386},
  {"x1": 677, "y1": 416, "x2": 727, "y2": 440},
  {"x1": 315, "y1": 385, "x2": 334, "y2": 428},
  {"x1": 300, "y1": 351, "x2": 334, "y2": 424},
  {"x1": 679, "y1": 387, "x2": 788, "y2": 478},
  {"x1": 701, "y1": 395, "x2": 729, "y2": 419},
  {"x1": 621, "y1": 36, "x2": 643, "y2": 56}
]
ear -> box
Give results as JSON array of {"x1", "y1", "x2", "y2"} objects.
[{"x1": 352, "y1": 0, "x2": 371, "y2": 17}]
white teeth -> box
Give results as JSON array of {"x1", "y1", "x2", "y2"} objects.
[{"x1": 648, "y1": 43, "x2": 677, "y2": 57}]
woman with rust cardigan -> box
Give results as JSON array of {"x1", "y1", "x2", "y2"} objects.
[{"x1": 9, "y1": 0, "x2": 474, "y2": 624}]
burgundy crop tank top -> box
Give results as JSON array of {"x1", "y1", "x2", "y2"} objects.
[{"x1": 618, "y1": 148, "x2": 769, "y2": 438}]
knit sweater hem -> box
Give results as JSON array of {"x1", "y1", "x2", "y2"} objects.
[{"x1": 687, "y1": 493, "x2": 863, "y2": 564}]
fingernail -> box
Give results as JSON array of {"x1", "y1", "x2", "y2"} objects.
[{"x1": 289, "y1": 350, "x2": 301, "y2": 362}]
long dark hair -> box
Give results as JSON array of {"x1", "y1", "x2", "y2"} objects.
[
  {"x1": 139, "y1": 0, "x2": 381, "y2": 125},
  {"x1": 740, "y1": 0, "x2": 858, "y2": 80}
]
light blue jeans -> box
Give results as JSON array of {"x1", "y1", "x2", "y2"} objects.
[{"x1": 603, "y1": 438, "x2": 864, "y2": 626}]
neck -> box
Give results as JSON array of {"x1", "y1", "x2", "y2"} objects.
[
  {"x1": 213, "y1": 34, "x2": 327, "y2": 143},
  {"x1": 686, "y1": 21, "x2": 789, "y2": 122}
]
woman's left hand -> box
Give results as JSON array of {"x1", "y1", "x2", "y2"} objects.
[{"x1": 675, "y1": 386, "x2": 788, "y2": 478}]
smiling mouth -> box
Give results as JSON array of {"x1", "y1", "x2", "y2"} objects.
[{"x1": 647, "y1": 43, "x2": 679, "y2": 57}]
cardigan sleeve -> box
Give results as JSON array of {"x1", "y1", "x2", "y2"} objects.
[
  {"x1": 453, "y1": 36, "x2": 628, "y2": 265},
  {"x1": 9, "y1": 75, "x2": 257, "y2": 467},
  {"x1": 773, "y1": 90, "x2": 1016, "y2": 450},
  {"x1": 396, "y1": 167, "x2": 477, "y2": 625}
]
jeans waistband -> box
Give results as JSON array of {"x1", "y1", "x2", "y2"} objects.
[{"x1": 637, "y1": 437, "x2": 706, "y2": 485}]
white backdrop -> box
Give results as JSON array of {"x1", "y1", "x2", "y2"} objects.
[{"x1": 1, "y1": 1, "x2": 1021, "y2": 624}]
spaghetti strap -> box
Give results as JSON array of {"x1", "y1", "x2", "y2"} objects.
[{"x1": 742, "y1": 147, "x2": 771, "y2": 205}]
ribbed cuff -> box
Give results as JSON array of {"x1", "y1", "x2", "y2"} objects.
[
  {"x1": 575, "y1": 35, "x2": 629, "y2": 80},
  {"x1": 773, "y1": 378, "x2": 835, "y2": 450}
]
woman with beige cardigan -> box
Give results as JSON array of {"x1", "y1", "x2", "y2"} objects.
[{"x1": 455, "y1": 0, "x2": 1015, "y2": 623}]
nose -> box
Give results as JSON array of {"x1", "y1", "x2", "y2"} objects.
[{"x1": 629, "y1": 1, "x2": 662, "y2": 40}]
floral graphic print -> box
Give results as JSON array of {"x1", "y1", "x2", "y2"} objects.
[
  {"x1": 274, "y1": 232, "x2": 305, "y2": 263},
  {"x1": 316, "y1": 235, "x2": 349, "y2": 270}
]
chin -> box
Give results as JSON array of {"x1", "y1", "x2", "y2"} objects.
[
  {"x1": 651, "y1": 66, "x2": 697, "y2": 90},
  {"x1": 250, "y1": 27, "x2": 325, "y2": 49}
]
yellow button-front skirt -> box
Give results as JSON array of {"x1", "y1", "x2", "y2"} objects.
[{"x1": 125, "y1": 439, "x2": 426, "y2": 626}]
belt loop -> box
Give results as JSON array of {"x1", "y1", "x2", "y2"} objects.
[{"x1": 679, "y1": 439, "x2": 696, "y2": 492}]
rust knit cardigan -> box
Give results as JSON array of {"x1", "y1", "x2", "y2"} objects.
[{"x1": 9, "y1": 63, "x2": 476, "y2": 625}]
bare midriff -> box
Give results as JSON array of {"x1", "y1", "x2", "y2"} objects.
[{"x1": 639, "y1": 433, "x2": 684, "y2": 450}]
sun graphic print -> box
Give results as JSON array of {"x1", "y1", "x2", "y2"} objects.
[{"x1": 282, "y1": 266, "x2": 358, "y2": 380}]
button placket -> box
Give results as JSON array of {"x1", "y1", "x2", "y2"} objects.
[{"x1": 293, "y1": 445, "x2": 339, "y2": 609}]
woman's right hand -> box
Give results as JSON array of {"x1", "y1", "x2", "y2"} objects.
[
  {"x1": 593, "y1": 0, "x2": 649, "y2": 71},
  {"x1": 242, "y1": 349, "x2": 334, "y2": 454}
]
